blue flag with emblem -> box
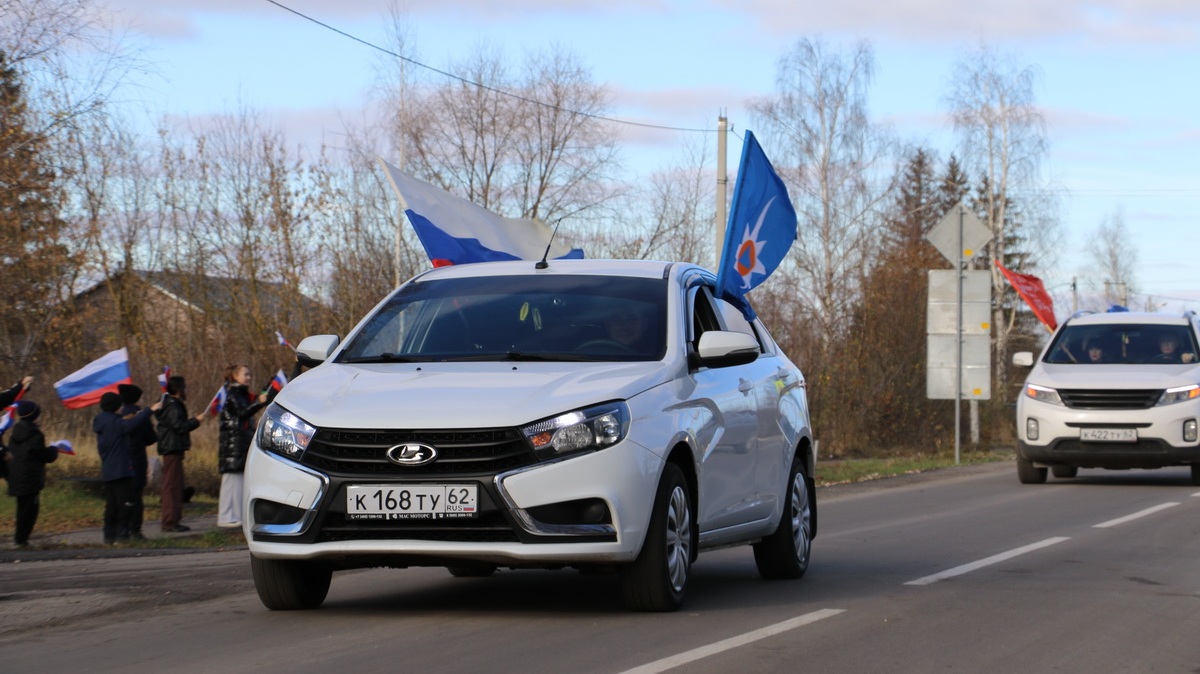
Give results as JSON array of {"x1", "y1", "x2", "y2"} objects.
[{"x1": 716, "y1": 130, "x2": 797, "y2": 320}]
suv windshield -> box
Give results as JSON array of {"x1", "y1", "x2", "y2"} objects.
[
  {"x1": 338, "y1": 274, "x2": 668, "y2": 363},
  {"x1": 1044, "y1": 323, "x2": 1199, "y2": 365}
]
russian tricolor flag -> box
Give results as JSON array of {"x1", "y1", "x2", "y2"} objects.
[
  {"x1": 158, "y1": 365, "x2": 171, "y2": 393},
  {"x1": 54, "y1": 348, "x2": 133, "y2": 409},
  {"x1": 380, "y1": 159, "x2": 583, "y2": 267},
  {"x1": 0, "y1": 405, "x2": 14, "y2": 434},
  {"x1": 268, "y1": 369, "x2": 288, "y2": 392},
  {"x1": 275, "y1": 330, "x2": 294, "y2": 350},
  {"x1": 207, "y1": 386, "x2": 226, "y2": 417}
]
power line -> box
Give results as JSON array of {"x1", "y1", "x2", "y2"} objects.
[{"x1": 263, "y1": 0, "x2": 715, "y2": 134}]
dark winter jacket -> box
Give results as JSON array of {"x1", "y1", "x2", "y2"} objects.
[
  {"x1": 93, "y1": 407, "x2": 153, "y2": 482},
  {"x1": 0, "y1": 381, "x2": 25, "y2": 409},
  {"x1": 5, "y1": 419, "x2": 57, "y2": 496},
  {"x1": 155, "y1": 395, "x2": 199, "y2": 456},
  {"x1": 118, "y1": 402, "x2": 157, "y2": 485},
  {"x1": 218, "y1": 383, "x2": 265, "y2": 474}
]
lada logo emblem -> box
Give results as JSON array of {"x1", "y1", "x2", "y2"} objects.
[{"x1": 386, "y1": 443, "x2": 438, "y2": 466}]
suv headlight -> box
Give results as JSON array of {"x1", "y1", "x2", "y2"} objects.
[
  {"x1": 1158, "y1": 385, "x2": 1200, "y2": 406},
  {"x1": 521, "y1": 402, "x2": 630, "y2": 461},
  {"x1": 1024, "y1": 383, "x2": 1063, "y2": 405},
  {"x1": 256, "y1": 403, "x2": 316, "y2": 460}
]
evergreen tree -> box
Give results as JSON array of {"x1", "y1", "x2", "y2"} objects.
[{"x1": 0, "y1": 50, "x2": 72, "y2": 369}]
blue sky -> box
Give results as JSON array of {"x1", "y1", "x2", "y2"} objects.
[{"x1": 103, "y1": 0, "x2": 1200, "y2": 312}]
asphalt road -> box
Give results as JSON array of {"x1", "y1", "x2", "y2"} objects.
[{"x1": 2, "y1": 461, "x2": 1198, "y2": 673}]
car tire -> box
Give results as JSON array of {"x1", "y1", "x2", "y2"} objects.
[
  {"x1": 447, "y1": 564, "x2": 497, "y2": 578},
  {"x1": 753, "y1": 457, "x2": 813, "y2": 580},
  {"x1": 251, "y1": 555, "x2": 332, "y2": 610},
  {"x1": 621, "y1": 463, "x2": 692, "y2": 612},
  {"x1": 1017, "y1": 457, "x2": 1048, "y2": 484},
  {"x1": 1051, "y1": 465, "x2": 1078, "y2": 479},
  {"x1": 1191, "y1": 465, "x2": 1200, "y2": 486}
]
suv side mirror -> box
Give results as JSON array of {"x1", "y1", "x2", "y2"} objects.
[
  {"x1": 692, "y1": 330, "x2": 760, "y2": 369},
  {"x1": 296, "y1": 334, "x2": 340, "y2": 367},
  {"x1": 1012, "y1": 352, "x2": 1034, "y2": 367}
]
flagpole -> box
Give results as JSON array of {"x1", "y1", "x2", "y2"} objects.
[{"x1": 715, "y1": 114, "x2": 728, "y2": 262}]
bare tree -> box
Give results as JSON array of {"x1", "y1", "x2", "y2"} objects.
[
  {"x1": 946, "y1": 43, "x2": 1054, "y2": 397},
  {"x1": 748, "y1": 37, "x2": 897, "y2": 357},
  {"x1": 1084, "y1": 207, "x2": 1137, "y2": 309}
]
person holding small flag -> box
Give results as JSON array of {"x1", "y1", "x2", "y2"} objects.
[
  {"x1": 94, "y1": 392, "x2": 161, "y2": 544},
  {"x1": 118, "y1": 384, "x2": 157, "y2": 540},
  {"x1": 216, "y1": 364, "x2": 268, "y2": 529},
  {"x1": 4, "y1": 400, "x2": 58, "y2": 547},
  {"x1": 0, "y1": 375, "x2": 33, "y2": 409},
  {"x1": 155, "y1": 375, "x2": 206, "y2": 533}
]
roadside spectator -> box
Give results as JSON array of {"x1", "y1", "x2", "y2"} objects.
[
  {"x1": 156, "y1": 376, "x2": 205, "y2": 533},
  {"x1": 217, "y1": 364, "x2": 267, "y2": 529},
  {"x1": 118, "y1": 384, "x2": 157, "y2": 540},
  {"x1": 5, "y1": 400, "x2": 58, "y2": 547},
  {"x1": 93, "y1": 392, "x2": 160, "y2": 544}
]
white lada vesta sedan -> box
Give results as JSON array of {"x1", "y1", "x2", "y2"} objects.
[{"x1": 245, "y1": 259, "x2": 815, "y2": 612}]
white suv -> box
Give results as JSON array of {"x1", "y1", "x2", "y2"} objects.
[
  {"x1": 1014, "y1": 311, "x2": 1200, "y2": 484},
  {"x1": 245, "y1": 259, "x2": 815, "y2": 611}
]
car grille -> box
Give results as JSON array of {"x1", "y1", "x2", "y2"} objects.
[
  {"x1": 1058, "y1": 389, "x2": 1163, "y2": 410},
  {"x1": 316, "y1": 511, "x2": 520, "y2": 543},
  {"x1": 301, "y1": 427, "x2": 537, "y2": 476}
]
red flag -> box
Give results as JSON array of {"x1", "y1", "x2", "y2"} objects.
[{"x1": 996, "y1": 262, "x2": 1057, "y2": 331}]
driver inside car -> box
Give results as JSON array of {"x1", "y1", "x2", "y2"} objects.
[{"x1": 605, "y1": 309, "x2": 647, "y2": 349}]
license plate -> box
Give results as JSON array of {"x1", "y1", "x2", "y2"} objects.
[
  {"x1": 1080, "y1": 427, "x2": 1137, "y2": 442},
  {"x1": 346, "y1": 484, "x2": 478, "y2": 521}
]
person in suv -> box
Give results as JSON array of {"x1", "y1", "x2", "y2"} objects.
[{"x1": 1013, "y1": 310, "x2": 1200, "y2": 484}]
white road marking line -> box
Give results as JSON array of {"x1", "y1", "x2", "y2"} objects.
[
  {"x1": 905, "y1": 537, "x2": 1070, "y2": 586},
  {"x1": 1190, "y1": 491, "x2": 1200, "y2": 498},
  {"x1": 619, "y1": 608, "x2": 846, "y2": 674},
  {"x1": 1093, "y1": 502, "x2": 1180, "y2": 529}
]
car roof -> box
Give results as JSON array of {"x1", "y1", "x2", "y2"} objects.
[
  {"x1": 410, "y1": 259, "x2": 698, "y2": 282},
  {"x1": 1065, "y1": 311, "x2": 1192, "y2": 327}
]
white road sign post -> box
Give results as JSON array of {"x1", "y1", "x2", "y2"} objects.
[{"x1": 926, "y1": 202, "x2": 993, "y2": 465}]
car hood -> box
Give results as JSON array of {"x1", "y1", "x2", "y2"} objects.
[
  {"x1": 272, "y1": 361, "x2": 674, "y2": 429},
  {"x1": 1029, "y1": 363, "x2": 1200, "y2": 390}
]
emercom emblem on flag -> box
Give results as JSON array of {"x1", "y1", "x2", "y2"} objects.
[{"x1": 716, "y1": 130, "x2": 797, "y2": 320}]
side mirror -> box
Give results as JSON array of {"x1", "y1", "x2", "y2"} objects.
[
  {"x1": 296, "y1": 334, "x2": 340, "y2": 367},
  {"x1": 1012, "y1": 352, "x2": 1034, "y2": 367},
  {"x1": 692, "y1": 331, "x2": 760, "y2": 369}
]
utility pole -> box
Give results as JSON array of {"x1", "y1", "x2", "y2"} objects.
[{"x1": 715, "y1": 114, "x2": 728, "y2": 259}]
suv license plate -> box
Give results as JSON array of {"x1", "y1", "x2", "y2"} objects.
[
  {"x1": 346, "y1": 484, "x2": 478, "y2": 521},
  {"x1": 1079, "y1": 428, "x2": 1137, "y2": 443}
]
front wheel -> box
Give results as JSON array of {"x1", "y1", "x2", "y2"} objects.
[
  {"x1": 1017, "y1": 457, "x2": 1048, "y2": 484},
  {"x1": 753, "y1": 458, "x2": 813, "y2": 579},
  {"x1": 251, "y1": 555, "x2": 332, "y2": 610},
  {"x1": 621, "y1": 463, "x2": 692, "y2": 612}
]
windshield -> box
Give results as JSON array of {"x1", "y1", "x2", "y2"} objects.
[
  {"x1": 1044, "y1": 323, "x2": 1198, "y2": 365},
  {"x1": 338, "y1": 274, "x2": 668, "y2": 363}
]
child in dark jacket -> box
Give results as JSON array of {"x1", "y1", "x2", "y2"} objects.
[{"x1": 5, "y1": 400, "x2": 58, "y2": 547}]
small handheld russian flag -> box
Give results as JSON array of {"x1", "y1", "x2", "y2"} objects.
[
  {"x1": 268, "y1": 369, "x2": 288, "y2": 393},
  {"x1": 0, "y1": 405, "x2": 14, "y2": 434},
  {"x1": 51, "y1": 439, "x2": 75, "y2": 455},
  {"x1": 207, "y1": 386, "x2": 226, "y2": 417},
  {"x1": 158, "y1": 365, "x2": 171, "y2": 393},
  {"x1": 275, "y1": 330, "x2": 294, "y2": 350}
]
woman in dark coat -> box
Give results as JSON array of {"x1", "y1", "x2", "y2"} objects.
[
  {"x1": 5, "y1": 400, "x2": 58, "y2": 546},
  {"x1": 217, "y1": 364, "x2": 266, "y2": 528}
]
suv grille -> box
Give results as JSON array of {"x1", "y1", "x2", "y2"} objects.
[
  {"x1": 302, "y1": 427, "x2": 537, "y2": 476},
  {"x1": 1058, "y1": 389, "x2": 1163, "y2": 410}
]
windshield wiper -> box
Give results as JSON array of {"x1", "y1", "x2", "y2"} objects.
[
  {"x1": 443, "y1": 351, "x2": 594, "y2": 362},
  {"x1": 341, "y1": 353, "x2": 425, "y2": 363}
]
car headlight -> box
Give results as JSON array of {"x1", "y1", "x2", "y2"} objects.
[
  {"x1": 256, "y1": 403, "x2": 316, "y2": 460},
  {"x1": 1024, "y1": 383, "x2": 1063, "y2": 405},
  {"x1": 521, "y1": 402, "x2": 630, "y2": 460},
  {"x1": 1158, "y1": 385, "x2": 1200, "y2": 406}
]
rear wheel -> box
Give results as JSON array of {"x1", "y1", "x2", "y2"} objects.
[
  {"x1": 621, "y1": 463, "x2": 692, "y2": 612},
  {"x1": 753, "y1": 458, "x2": 813, "y2": 579},
  {"x1": 1017, "y1": 457, "x2": 1048, "y2": 484},
  {"x1": 251, "y1": 555, "x2": 332, "y2": 610},
  {"x1": 1051, "y1": 465, "x2": 1078, "y2": 479}
]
